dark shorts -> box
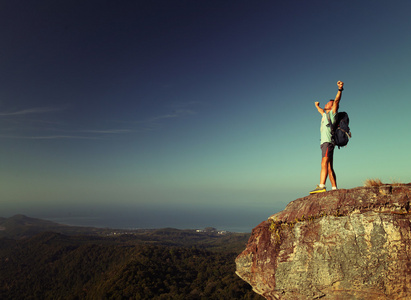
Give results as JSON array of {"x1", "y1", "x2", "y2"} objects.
[{"x1": 321, "y1": 142, "x2": 335, "y2": 158}]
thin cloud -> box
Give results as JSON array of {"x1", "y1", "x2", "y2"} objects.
[
  {"x1": 168, "y1": 101, "x2": 203, "y2": 108},
  {"x1": 0, "y1": 107, "x2": 64, "y2": 116},
  {"x1": 79, "y1": 129, "x2": 132, "y2": 134},
  {"x1": 0, "y1": 134, "x2": 102, "y2": 140},
  {"x1": 1, "y1": 128, "x2": 132, "y2": 140},
  {"x1": 133, "y1": 108, "x2": 196, "y2": 132},
  {"x1": 128, "y1": 101, "x2": 201, "y2": 132},
  {"x1": 27, "y1": 135, "x2": 102, "y2": 140},
  {"x1": 0, "y1": 103, "x2": 135, "y2": 140},
  {"x1": 149, "y1": 109, "x2": 195, "y2": 122}
]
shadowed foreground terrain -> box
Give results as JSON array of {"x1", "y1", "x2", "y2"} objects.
[{"x1": 0, "y1": 215, "x2": 263, "y2": 299}]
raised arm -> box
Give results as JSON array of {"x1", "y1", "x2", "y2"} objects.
[
  {"x1": 332, "y1": 81, "x2": 344, "y2": 114},
  {"x1": 315, "y1": 102, "x2": 324, "y2": 115}
]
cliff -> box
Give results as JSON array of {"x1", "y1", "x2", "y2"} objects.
[{"x1": 236, "y1": 184, "x2": 411, "y2": 300}]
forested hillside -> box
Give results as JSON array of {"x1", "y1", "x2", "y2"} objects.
[{"x1": 0, "y1": 229, "x2": 263, "y2": 299}]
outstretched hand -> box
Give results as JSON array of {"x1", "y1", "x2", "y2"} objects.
[
  {"x1": 315, "y1": 101, "x2": 324, "y2": 115},
  {"x1": 337, "y1": 81, "x2": 344, "y2": 89}
]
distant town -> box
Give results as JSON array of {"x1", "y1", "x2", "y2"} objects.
[{"x1": 104, "y1": 227, "x2": 230, "y2": 237}]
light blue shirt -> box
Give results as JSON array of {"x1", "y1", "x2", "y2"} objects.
[{"x1": 320, "y1": 111, "x2": 336, "y2": 144}]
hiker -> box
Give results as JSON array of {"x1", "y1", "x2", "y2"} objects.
[{"x1": 310, "y1": 81, "x2": 344, "y2": 194}]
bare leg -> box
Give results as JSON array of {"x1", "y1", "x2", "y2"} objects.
[
  {"x1": 327, "y1": 157, "x2": 337, "y2": 188},
  {"x1": 320, "y1": 157, "x2": 329, "y2": 185}
]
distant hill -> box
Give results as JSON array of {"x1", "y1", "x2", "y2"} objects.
[
  {"x1": 0, "y1": 215, "x2": 250, "y2": 251},
  {"x1": 0, "y1": 214, "x2": 104, "y2": 238}
]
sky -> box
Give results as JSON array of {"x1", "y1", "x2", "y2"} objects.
[{"x1": 1, "y1": 0, "x2": 411, "y2": 232}]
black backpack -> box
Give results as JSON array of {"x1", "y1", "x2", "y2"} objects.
[{"x1": 327, "y1": 112, "x2": 351, "y2": 148}]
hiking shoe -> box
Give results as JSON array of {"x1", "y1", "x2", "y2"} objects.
[{"x1": 309, "y1": 185, "x2": 326, "y2": 194}]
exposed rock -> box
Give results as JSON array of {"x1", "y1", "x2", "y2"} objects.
[{"x1": 236, "y1": 184, "x2": 411, "y2": 300}]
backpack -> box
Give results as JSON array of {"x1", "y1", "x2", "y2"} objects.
[{"x1": 327, "y1": 111, "x2": 351, "y2": 148}]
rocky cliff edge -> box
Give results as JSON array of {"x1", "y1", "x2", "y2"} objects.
[{"x1": 236, "y1": 184, "x2": 411, "y2": 300}]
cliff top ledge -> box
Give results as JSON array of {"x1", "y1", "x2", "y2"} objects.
[{"x1": 269, "y1": 183, "x2": 411, "y2": 224}]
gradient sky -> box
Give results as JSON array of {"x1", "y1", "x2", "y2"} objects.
[{"x1": 1, "y1": 1, "x2": 411, "y2": 231}]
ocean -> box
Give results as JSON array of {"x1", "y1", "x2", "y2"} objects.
[{"x1": 41, "y1": 206, "x2": 269, "y2": 233}]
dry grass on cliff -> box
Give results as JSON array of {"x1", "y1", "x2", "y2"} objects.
[
  {"x1": 364, "y1": 178, "x2": 384, "y2": 187},
  {"x1": 364, "y1": 178, "x2": 405, "y2": 187}
]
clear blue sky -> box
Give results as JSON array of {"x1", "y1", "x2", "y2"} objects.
[{"x1": 1, "y1": 1, "x2": 410, "y2": 231}]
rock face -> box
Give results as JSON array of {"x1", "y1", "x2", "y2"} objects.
[{"x1": 236, "y1": 184, "x2": 411, "y2": 300}]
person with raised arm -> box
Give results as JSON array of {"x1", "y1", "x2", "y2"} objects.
[{"x1": 310, "y1": 81, "x2": 344, "y2": 194}]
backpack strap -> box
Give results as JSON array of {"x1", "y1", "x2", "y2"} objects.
[
  {"x1": 326, "y1": 112, "x2": 335, "y2": 144},
  {"x1": 326, "y1": 112, "x2": 333, "y2": 132}
]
